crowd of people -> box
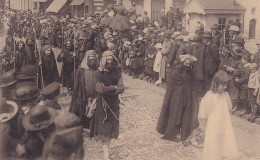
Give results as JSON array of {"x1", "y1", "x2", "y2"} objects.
[{"x1": 0, "y1": 0, "x2": 260, "y2": 159}]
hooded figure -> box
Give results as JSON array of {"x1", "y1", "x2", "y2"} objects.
[
  {"x1": 70, "y1": 50, "x2": 100, "y2": 135},
  {"x1": 94, "y1": 51, "x2": 124, "y2": 160},
  {"x1": 40, "y1": 45, "x2": 59, "y2": 86}
]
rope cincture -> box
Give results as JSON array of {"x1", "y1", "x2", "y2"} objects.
[{"x1": 102, "y1": 96, "x2": 119, "y2": 124}]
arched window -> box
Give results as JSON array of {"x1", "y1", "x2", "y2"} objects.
[{"x1": 249, "y1": 19, "x2": 256, "y2": 39}]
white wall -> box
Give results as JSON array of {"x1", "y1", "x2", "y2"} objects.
[{"x1": 236, "y1": 0, "x2": 260, "y2": 40}]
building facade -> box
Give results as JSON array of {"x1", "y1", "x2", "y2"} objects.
[{"x1": 183, "y1": 0, "x2": 245, "y2": 33}]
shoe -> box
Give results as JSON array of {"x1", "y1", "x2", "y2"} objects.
[{"x1": 238, "y1": 108, "x2": 250, "y2": 117}]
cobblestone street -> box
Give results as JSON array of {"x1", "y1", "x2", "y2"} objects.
[{"x1": 57, "y1": 73, "x2": 260, "y2": 160}]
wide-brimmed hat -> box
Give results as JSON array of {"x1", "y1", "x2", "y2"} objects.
[
  {"x1": 22, "y1": 104, "x2": 57, "y2": 131},
  {"x1": 154, "y1": 43, "x2": 163, "y2": 49},
  {"x1": 179, "y1": 54, "x2": 198, "y2": 63},
  {"x1": 0, "y1": 70, "x2": 17, "y2": 88},
  {"x1": 17, "y1": 65, "x2": 38, "y2": 80},
  {"x1": 210, "y1": 24, "x2": 219, "y2": 30},
  {"x1": 0, "y1": 98, "x2": 18, "y2": 123},
  {"x1": 54, "y1": 112, "x2": 81, "y2": 131},
  {"x1": 234, "y1": 35, "x2": 245, "y2": 44},
  {"x1": 229, "y1": 25, "x2": 239, "y2": 32},
  {"x1": 14, "y1": 82, "x2": 39, "y2": 101}
]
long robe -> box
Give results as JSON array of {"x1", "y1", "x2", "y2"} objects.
[
  {"x1": 94, "y1": 70, "x2": 124, "y2": 140},
  {"x1": 156, "y1": 69, "x2": 199, "y2": 141},
  {"x1": 41, "y1": 52, "x2": 59, "y2": 86}
]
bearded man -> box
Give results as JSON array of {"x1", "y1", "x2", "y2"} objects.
[
  {"x1": 70, "y1": 50, "x2": 99, "y2": 137},
  {"x1": 25, "y1": 36, "x2": 37, "y2": 65}
]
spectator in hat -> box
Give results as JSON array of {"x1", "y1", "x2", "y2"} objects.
[
  {"x1": 39, "y1": 45, "x2": 59, "y2": 87},
  {"x1": 253, "y1": 40, "x2": 260, "y2": 67},
  {"x1": 70, "y1": 50, "x2": 100, "y2": 135},
  {"x1": 20, "y1": 104, "x2": 57, "y2": 160},
  {"x1": 201, "y1": 31, "x2": 220, "y2": 92},
  {"x1": 153, "y1": 43, "x2": 163, "y2": 84},
  {"x1": 121, "y1": 41, "x2": 131, "y2": 72},
  {"x1": 233, "y1": 54, "x2": 251, "y2": 116},
  {"x1": 248, "y1": 63, "x2": 260, "y2": 122},
  {"x1": 41, "y1": 112, "x2": 83, "y2": 160},
  {"x1": 136, "y1": 35, "x2": 146, "y2": 78},
  {"x1": 40, "y1": 82, "x2": 62, "y2": 111},
  {"x1": 176, "y1": 36, "x2": 192, "y2": 60},
  {"x1": 167, "y1": 34, "x2": 183, "y2": 70},
  {"x1": 0, "y1": 70, "x2": 18, "y2": 100},
  {"x1": 159, "y1": 9, "x2": 167, "y2": 27},
  {"x1": 143, "y1": 37, "x2": 157, "y2": 82},
  {"x1": 143, "y1": 11, "x2": 149, "y2": 27},
  {"x1": 231, "y1": 35, "x2": 252, "y2": 60},
  {"x1": 17, "y1": 65, "x2": 38, "y2": 86},
  {"x1": 129, "y1": 2, "x2": 137, "y2": 20},
  {"x1": 161, "y1": 32, "x2": 172, "y2": 83},
  {"x1": 210, "y1": 24, "x2": 221, "y2": 47},
  {"x1": 0, "y1": 97, "x2": 22, "y2": 159}
]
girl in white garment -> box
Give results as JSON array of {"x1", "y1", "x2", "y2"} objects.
[{"x1": 198, "y1": 70, "x2": 239, "y2": 160}]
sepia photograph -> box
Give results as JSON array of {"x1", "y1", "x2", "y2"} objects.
[{"x1": 0, "y1": 0, "x2": 260, "y2": 159}]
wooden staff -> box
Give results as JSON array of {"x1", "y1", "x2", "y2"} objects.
[
  {"x1": 13, "y1": 33, "x2": 16, "y2": 70},
  {"x1": 34, "y1": 28, "x2": 39, "y2": 88},
  {"x1": 61, "y1": 27, "x2": 64, "y2": 86},
  {"x1": 39, "y1": 38, "x2": 44, "y2": 89},
  {"x1": 73, "y1": 27, "x2": 76, "y2": 86}
]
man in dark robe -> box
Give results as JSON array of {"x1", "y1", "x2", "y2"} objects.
[
  {"x1": 25, "y1": 36, "x2": 37, "y2": 65},
  {"x1": 0, "y1": 35, "x2": 15, "y2": 73},
  {"x1": 70, "y1": 50, "x2": 100, "y2": 136},
  {"x1": 15, "y1": 41, "x2": 29, "y2": 72},
  {"x1": 57, "y1": 40, "x2": 75, "y2": 95}
]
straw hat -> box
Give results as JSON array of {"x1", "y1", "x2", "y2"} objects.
[{"x1": 154, "y1": 43, "x2": 163, "y2": 49}]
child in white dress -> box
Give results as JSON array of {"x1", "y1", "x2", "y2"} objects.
[{"x1": 198, "y1": 71, "x2": 239, "y2": 160}]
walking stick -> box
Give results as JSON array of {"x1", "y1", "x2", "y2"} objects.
[
  {"x1": 39, "y1": 39, "x2": 44, "y2": 89},
  {"x1": 61, "y1": 27, "x2": 64, "y2": 87},
  {"x1": 13, "y1": 33, "x2": 16, "y2": 70},
  {"x1": 34, "y1": 28, "x2": 39, "y2": 88},
  {"x1": 73, "y1": 27, "x2": 76, "y2": 87}
]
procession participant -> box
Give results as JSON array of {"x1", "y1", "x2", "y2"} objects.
[
  {"x1": 198, "y1": 71, "x2": 239, "y2": 160},
  {"x1": 21, "y1": 104, "x2": 57, "y2": 160},
  {"x1": 40, "y1": 82, "x2": 62, "y2": 110},
  {"x1": 156, "y1": 54, "x2": 199, "y2": 142},
  {"x1": 0, "y1": 70, "x2": 17, "y2": 100},
  {"x1": 24, "y1": 36, "x2": 37, "y2": 65},
  {"x1": 94, "y1": 51, "x2": 124, "y2": 160},
  {"x1": 233, "y1": 54, "x2": 251, "y2": 116},
  {"x1": 40, "y1": 112, "x2": 84, "y2": 160},
  {"x1": 57, "y1": 39, "x2": 75, "y2": 95},
  {"x1": 70, "y1": 50, "x2": 99, "y2": 135},
  {"x1": 0, "y1": 35, "x2": 15, "y2": 73},
  {"x1": 15, "y1": 40, "x2": 30, "y2": 72},
  {"x1": 39, "y1": 45, "x2": 59, "y2": 86},
  {"x1": 95, "y1": 37, "x2": 108, "y2": 60},
  {"x1": 252, "y1": 40, "x2": 260, "y2": 67},
  {"x1": 0, "y1": 97, "x2": 22, "y2": 159}
]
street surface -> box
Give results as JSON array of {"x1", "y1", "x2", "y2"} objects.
[{"x1": 1, "y1": 26, "x2": 260, "y2": 160}]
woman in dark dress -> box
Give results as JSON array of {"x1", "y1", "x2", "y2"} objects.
[
  {"x1": 156, "y1": 54, "x2": 199, "y2": 142},
  {"x1": 94, "y1": 51, "x2": 124, "y2": 160}
]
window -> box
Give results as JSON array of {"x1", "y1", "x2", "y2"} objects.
[
  {"x1": 251, "y1": 7, "x2": 256, "y2": 15},
  {"x1": 218, "y1": 17, "x2": 226, "y2": 30}
]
